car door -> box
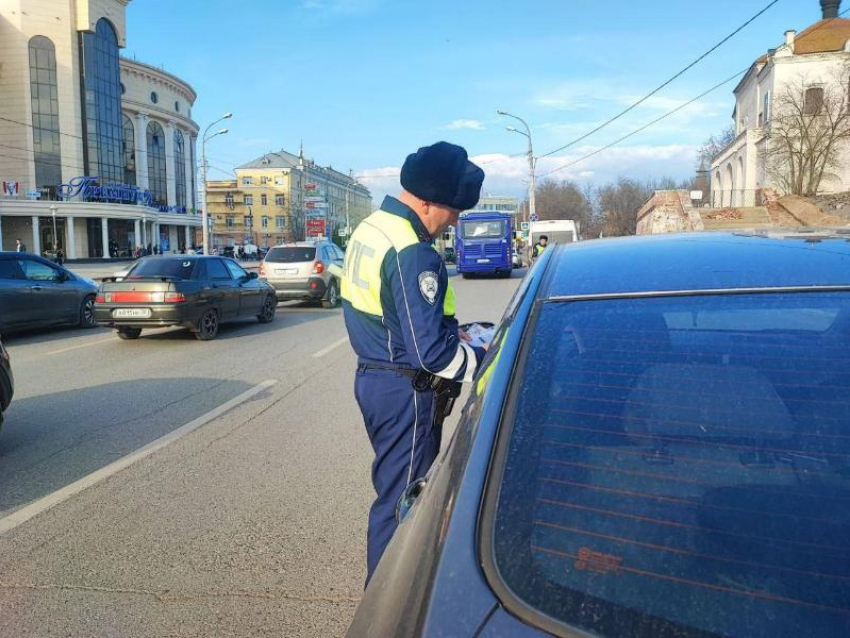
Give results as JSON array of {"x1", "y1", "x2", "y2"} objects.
[
  {"x1": 225, "y1": 259, "x2": 263, "y2": 317},
  {"x1": 16, "y1": 256, "x2": 77, "y2": 327},
  {"x1": 0, "y1": 257, "x2": 29, "y2": 331},
  {"x1": 204, "y1": 258, "x2": 240, "y2": 320}
]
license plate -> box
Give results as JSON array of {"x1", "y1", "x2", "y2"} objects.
[
  {"x1": 276, "y1": 268, "x2": 298, "y2": 275},
  {"x1": 113, "y1": 308, "x2": 151, "y2": 318},
  {"x1": 477, "y1": 259, "x2": 491, "y2": 263}
]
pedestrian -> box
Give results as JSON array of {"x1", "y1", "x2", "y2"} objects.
[
  {"x1": 340, "y1": 141, "x2": 487, "y2": 584},
  {"x1": 532, "y1": 234, "x2": 549, "y2": 262},
  {"x1": 15, "y1": 237, "x2": 26, "y2": 253}
]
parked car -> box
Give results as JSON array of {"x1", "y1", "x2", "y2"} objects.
[
  {"x1": 0, "y1": 335, "x2": 13, "y2": 434},
  {"x1": 259, "y1": 240, "x2": 344, "y2": 308},
  {"x1": 95, "y1": 255, "x2": 277, "y2": 341},
  {"x1": 349, "y1": 230, "x2": 850, "y2": 638},
  {"x1": 0, "y1": 252, "x2": 98, "y2": 333}
]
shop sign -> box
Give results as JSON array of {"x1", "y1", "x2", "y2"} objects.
[
  {"x1": 305, "y1": 183, "x2": 318, "y2": 191},
  {"x1": 57, "y1": 176, "x2": 154, "y2": 207},
  {"x1": 306, "y1": 218, "x2": 325, "y2": 236},
  {"x1": 2, "y1": 181, "x2": 20, "y2": 197}
]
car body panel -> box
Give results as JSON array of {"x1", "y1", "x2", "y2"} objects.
[
  {"x1": 0, "y1": 252, "x2": 97, "y2": 332},
  {"x1": 0, "y1": 336, "x2": 13, "y2": 411},
  {"x1": 348, "y1": 233, "x2": 850, "y2": 637}
]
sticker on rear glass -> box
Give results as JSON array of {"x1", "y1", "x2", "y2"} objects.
[{"x1": 418, "y1": 271, "x2": 438, "y2": 305}]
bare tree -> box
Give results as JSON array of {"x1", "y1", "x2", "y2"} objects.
[
  {"x1": 596, "y1": 178, "x2": 654, "y2": 237},
  {"x1": 533, "y1": 178, "x2": 594, "y2": 230},
  {"x1": 696, "y1": 125, "x2": 736, "y2": 168},
  {"x1": 762, "y1": 68, "x2": 850, "y2": 196}
]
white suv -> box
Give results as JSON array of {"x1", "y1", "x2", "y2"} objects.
[{"x1": 259, "y1": 240, "x2": 344, "y2": 308}]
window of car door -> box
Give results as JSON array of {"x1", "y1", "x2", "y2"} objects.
[
  {"x1": 224, "y1": 259, "x2": 249, "y2": 282},
  {"x1": 0, "y1": 258, "x2": 24, "y2": 280},
  {"x1": 206, "y1": 259, "x2": 232, "y2": 283},
  {"x1": 18, "y1": 258, "x2": 62, "y2": 282}
]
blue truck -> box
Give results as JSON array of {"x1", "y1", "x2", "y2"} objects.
[{"x1": 456, "y1": 212, "x2": 513, "y2": 278}]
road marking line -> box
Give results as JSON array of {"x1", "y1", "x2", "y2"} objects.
[
  {"x1": 312, "y1": 336, "x2": 349, "y2": 358},
  {"x1": 46, "y1": 337, "x2": 116, "y2": 355},
  {"x1": 0, "y1": 379, "x2": 278, "y2": 537}
]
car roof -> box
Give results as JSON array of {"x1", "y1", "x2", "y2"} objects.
[{"x1": 544, "y1": 230, "x2": 850, "y2": 298}]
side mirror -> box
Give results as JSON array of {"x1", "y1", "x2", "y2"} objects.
[
  {"x1": 395, "y1": 477, "x2": 428, "y2": 523},
  {"x1": 249, "y1": 271, "x2": 258, "y2": 280}
]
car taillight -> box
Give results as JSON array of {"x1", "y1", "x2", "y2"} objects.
[
  {"x1": 164, "y1": 292, "x2": 186, "y2": 303},
  {"x1": 96, "y1": 294, "x2": 106, "y2": 303},
  {"x1": 259, "y1": 262, "x2": 266, "y2": 276},
  {"x1": 313, "y1": 260, "x2": 324, "y2": 274}
]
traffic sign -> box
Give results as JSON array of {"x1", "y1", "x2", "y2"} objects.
[
  {"x1": 529, "y1": 214, "x2": 539, "y2": 222},
  {"x1": 520, "y1": 221, "x2": 529, "y2": 231}
]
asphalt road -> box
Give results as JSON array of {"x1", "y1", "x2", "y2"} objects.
[{"x1": 0, "y1": 266, "x2": 523, "y2": 638}]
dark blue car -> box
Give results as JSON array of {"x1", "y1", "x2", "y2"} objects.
[{"x1": 349, "y1": 230, "x2": 850, "y2": 638}]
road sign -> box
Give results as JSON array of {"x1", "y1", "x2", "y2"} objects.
[
  {"x1": 338, "y1": 227, "x2": 349, "y2": 237},
  {"x1": 529, "y1": 214, "x2": 539, "y2": 222},
  {"x1": 520, "y1": 221, "x2": 529, "y2": 231}
]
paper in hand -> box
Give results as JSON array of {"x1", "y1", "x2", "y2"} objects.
[{"x1": 463, "y1": 322, "x2": 496, "y2": 348}]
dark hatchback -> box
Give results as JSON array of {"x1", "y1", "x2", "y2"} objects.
[
  {"x1": 0, "y1": 251, "x2": 99, "y2": 333},
  {"x1": 95, "y1": 256, "x2": 277, "y2": 341},
  {"x1": 0, "y1": 336, "x2": 13, "y2": 433},
  {"x1": 349, "y1": 231, "x2": 850, "y2": 638}
]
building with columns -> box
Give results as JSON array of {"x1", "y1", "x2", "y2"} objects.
[
  {"x1": 0, "y1": 0, "x2": 201, "y2": 258},
  {"x1": 711, "y1": 0, "x2": 850, "y2": 204}
]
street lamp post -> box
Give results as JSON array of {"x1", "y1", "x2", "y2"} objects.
[
  {"x1": 497, "y1": 110, "x2": 536, "y2": 225},
  {"x1": 201, "y1": 112, "x2": 232, "y2": 255},
  {"x1": 49, "y1": 204, "x2": 58, "y2": 258}
]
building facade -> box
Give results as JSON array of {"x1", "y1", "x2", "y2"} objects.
[
  {"x1": 0, "y1": 0, "x2": 201, "y2": 258},
  {"x1": 711, "y1": 1, "x2": 850, "y2": 204},
  {"x1": 207, "y1": 149, "x2": 371, "y2": 248}
]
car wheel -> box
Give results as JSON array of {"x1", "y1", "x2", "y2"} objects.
[
  {"x1": 257, "y1": 295, "x2": 276, "y2": 323},
  {"x1": 461, "y1": 272, "x2": 470, "y2": 279},
  {"x1": 322, "y1": 280, "x2": 340, "y2": 309},
  {"x1": 79, "y1": 295, "x2": 97, "y2": 328},
  {"x1": 196, "y1": 308, "x2": 220, "y2": 341},
  {"x1": 116, "y1": 327, "x2": 142, "y2": 340}
]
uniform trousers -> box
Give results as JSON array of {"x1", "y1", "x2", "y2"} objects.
[{"x1": 354, "y1": 366, "x2": 439, "y2": 582}]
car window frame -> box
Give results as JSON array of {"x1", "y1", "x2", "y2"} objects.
[
  {"x1": 223, "y1": 258, "x2": 249, "y2": 281},
  {"x1": 17, "y1": 256, "x2": 63, "y2": 282},
  {"x1": 206, "y1": 258, "x2": 233, "y2": 282},
  {"x1": 477, "y1": 284, "x2": 850, "y2": 638}
]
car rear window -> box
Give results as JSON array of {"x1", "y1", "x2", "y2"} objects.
[
  {"x1": 488, "y1": 292, "x2": 850, "y2": 638},
  {"x1": 265, "y1": 247, "x2": 315, "y2": 263},
  {"x1": 128, "y1": 259, "x2": 196, "y2": 280}
]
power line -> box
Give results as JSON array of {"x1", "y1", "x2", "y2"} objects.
[
  {"x1": 536, "y1": 7, "x2": 850, "y2": 179},
  {"x1": 537, "y1": 0, "x2": 782, "y2": 159}
]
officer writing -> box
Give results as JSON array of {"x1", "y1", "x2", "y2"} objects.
[{"x1": 341, "y1": 141, "x2": 487, "y2": 583}]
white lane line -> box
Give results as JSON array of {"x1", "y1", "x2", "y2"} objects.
[
  {"x1": 312, "y1": 336, "x2": 350, "y2": 358},
  {"x1": 46, "y1": 337, "x2": 116, "y2": 356},
  {"x1": 0, "y1": 379, "x2": 278, "y2": 537}
]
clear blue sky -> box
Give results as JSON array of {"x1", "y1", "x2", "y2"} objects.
[{"x1": 126, "y1": 0, "x2": 819, "y2": 199}]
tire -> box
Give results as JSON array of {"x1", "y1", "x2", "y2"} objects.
[
  {"x1": 195, "y1": 308, "x2": 220, "y2": 341},
  {"x1": 461, "y1": 272, "x2": 470, "y2": 279},
  {"x1": 257, "y1": 295, "x2": 276, "y2": 323},
  {"x1": 79, "y1": 295, "x2": 97, "y2": 328},
  {"x1": 322, "y1": 280, "x2": 340, "y2": 309},
  {"x1": 116, "y1": 327, "x2": 142, "y2": 340}
]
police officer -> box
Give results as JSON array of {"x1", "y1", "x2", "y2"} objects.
[
  {"x1": 532, "y1": 234, "x2": 549, "y2": 261},
  {"x1": 341, "y1": 141, "x2": 487, "y2": 582}
]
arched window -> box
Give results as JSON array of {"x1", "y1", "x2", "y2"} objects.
[
  {"x1": 122, "y1": 114, "x2": 136, "y2": 185},
  {"x1": 82, "y1": 19, "x2": 123, "y2": 183},
  {"x1": 147, "y1": 121, "x2": 167, "y2": 205},
  {"x1": 28, "y1": 36, "x2": 62, "y2": 193},
  {"x1": 174, "y1": 130, "x2": 186, "y2": 208}
]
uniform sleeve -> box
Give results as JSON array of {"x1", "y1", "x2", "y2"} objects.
[{"x1": 385, "y1": 242, "x2": 485, "y2": 382}]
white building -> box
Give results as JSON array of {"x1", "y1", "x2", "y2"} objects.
[
  {"x1": 711, "y1": 1, "x2": 850, "y2": 205},
  {"x1": 0, "y1": 0, "x2": 201, "y2": 258}
]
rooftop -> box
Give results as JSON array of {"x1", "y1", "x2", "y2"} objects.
[
  {"x1": 545, "y1": 231, "x2": 850, "y2": 298},
  {"x1": 794, "y1": 17, "x2": 850, "y2": 54}
]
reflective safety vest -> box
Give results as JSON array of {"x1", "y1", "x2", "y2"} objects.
[
  {"x1": 341, "y1": 196, "x2": 483, "y2": 382},
  {"x1": 533, "y1": 243, "x2": 547, "y2": 258}
]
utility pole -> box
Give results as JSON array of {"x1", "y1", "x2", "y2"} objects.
[
  {"x1": 498, "y1": 110, "x2": 536, "y2": 224},
  {"x1": 201, "y1": 112, "x2": 232, "y2": 254}
]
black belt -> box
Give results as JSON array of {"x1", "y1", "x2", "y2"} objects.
[{"x1": 357, "y1": 363, "x2": 417, "y2": 379}]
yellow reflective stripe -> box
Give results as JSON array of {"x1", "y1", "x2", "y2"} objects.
[
  {"x1": 443, "y1": 280, "x2": 457, "y2": 317},
  {"x1": 340, "y1": 209, "x2": 420, "y2": 317},
  {"x1": 476, "y1": 326, "x2": 509, "y2": 394}
]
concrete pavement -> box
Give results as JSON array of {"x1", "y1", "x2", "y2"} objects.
[{"x1": 0, "y1": 267, "x2": 524, "y2": 637}]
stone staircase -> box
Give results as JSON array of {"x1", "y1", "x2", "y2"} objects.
[{"x1": 699, "y1": 206, "x2": 773, "y2": 230}]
